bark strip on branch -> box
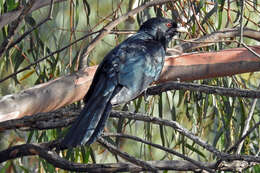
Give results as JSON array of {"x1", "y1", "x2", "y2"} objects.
[{"x1": 0, "y1": 46, "x2": 259, "y2": 122}]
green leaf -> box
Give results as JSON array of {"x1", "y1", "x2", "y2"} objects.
[
  {"x1": 0, "y1": 161, "x2": 11, "y2": 173},
  {"x1": 6, "y1": 0, "x2": 18, "y2": 11},
  {"x1": 26, "y1": 130, "x2": 34, "y2": 143},
  {"x1": 81, "y1": 146, "x2": 90, "y2": 163},
  {"x1": 25, "y1": 15, "x2": 36, "y2": 27},
  {"x1": 185, "y1": 143, "x2": 207, "y2": 159}
]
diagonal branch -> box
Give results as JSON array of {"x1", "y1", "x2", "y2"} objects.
[
  {"x1": 110, "y1": 111, "x2": 223, "y2": 157},
  {"x1": 0, "y1": 0, "x2": 36, "y2": 58},
  {"x1": 103, "y1": 133, "x2": 214, "y2": 172},
  {"x1": 97, "y1": 137, "x2": 158, "y2": 172},
  {"x1": 0, "y1": 0, "x2": 66, "y2": 29},
  {"x1": 0, "y1": 30, "x2": 102, "y2": 84},
  {"x1": 227, "y1": 121, "x2": 260, "y2": 153},
  {"x1": 80, "y1": 0, "x2": 173, "y2": 67},
  {"x1": 0, "y1": 140, "x2": 143, "y2": 172},
  {"x1": 6, "y1": 0, "x2": 55, "y2": 51}
]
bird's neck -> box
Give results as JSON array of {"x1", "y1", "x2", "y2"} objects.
[{"x1": 141, "y1": 30, "x2": 168, "y2": 50}]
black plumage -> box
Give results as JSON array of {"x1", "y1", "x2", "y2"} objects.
[{"x1": 61, "y1": 17, "x2": 180, "y2": 148}]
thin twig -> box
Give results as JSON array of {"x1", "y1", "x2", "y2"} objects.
[
  {"x1": 0, "y1": 30, "x2": 102, "y2": 83},
  {"x1": 236, "y1": 84, "x2": 260, "y2": 154},
  {"x1": 227, "y1": 121, "x2": 260, "y2": 153},
  {"x1": 0, "y1": 0, "x2": 36, "y2": 58},
  {"x1": 240, "y1": 42, "x2": 260, "y2": 59},
  {"x1": 147, "y1": 82, "x2": 260, "y2": 99},
  {"x1": 190, "y1": 1, "x2": 206, "y2": 34},
  {"x1": 110, "y1": 111, "x2": 223, "y2": 157},
  {"x1": 97, "y1": 137, "x2": 158, "y2": 172},
  {"x1": 80, "y1": 0, "x2": 173, "y2": 68},
  {"x1": 7, "y1": 0, "x2": 54, "y2": 51},
  {"x1": 103, "y1": 133, "x2": 215, "y2": 172},
  {"x1": 172, "y1": 27, "x2": 260, "y2": 55}
]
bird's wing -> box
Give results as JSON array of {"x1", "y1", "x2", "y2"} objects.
[{"x1": 111, "y1": 37, "x2": 165, "y2": 105}]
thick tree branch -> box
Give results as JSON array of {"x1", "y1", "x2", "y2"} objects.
[
  {"x1": 159, "y1": 46, "x2": 260, "y2": 83},
  {"x1": 1, "y1": 108, "x2": 258, "y2": 171},
  {"x1": 0, "y1": 108, "x2": 77, "y2": 131},
  {"x1": 0, "y1": 45, "x2": 259, "y2": 122},
  {"x1": 1, "y1": 79, "x2": 260, "y2": 131},
  {"x1": 0, "y1": 139, "x2": 147, "y2": 172}
]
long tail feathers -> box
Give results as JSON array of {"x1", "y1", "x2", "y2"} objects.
[
  {"x1": 61, "y1": 80, "x2": 116, "y2": 149},
  {"x1": 86, "y1": 103, "x2": 112, "y2": 144}
]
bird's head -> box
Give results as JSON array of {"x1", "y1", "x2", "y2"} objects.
[{"x1": 139, "y1": 17, "x2": 186, "y2": 49}]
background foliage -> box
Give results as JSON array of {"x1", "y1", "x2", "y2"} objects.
[{"x1": 0, "y1": 0, "x2": 259, "y2": 172}]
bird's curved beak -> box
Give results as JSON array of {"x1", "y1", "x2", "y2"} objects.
[
  {"x1": 169, "y1": 24, "x2": 188, "y2": 40},
  {"x1": 168, "y1": 24, "x2": 188, "y2": 36}
]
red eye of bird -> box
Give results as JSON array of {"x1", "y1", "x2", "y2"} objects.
[{"x1": 166, "y1": 23, "x2": 172, "y2": 28}]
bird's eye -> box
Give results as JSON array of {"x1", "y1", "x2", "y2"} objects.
[{"x1": 166, "y1": 23, "x2": 172, "y2": 28}]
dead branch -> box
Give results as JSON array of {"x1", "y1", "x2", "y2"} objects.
[
  {"x1": 0, "y1": 109, "x2": 223, "y2": 157},
  {"x1": 0, "y1": 109, "x2": 258, "y2": 172},
  {"x1": 102, "y1": 133, "x2": 214, "y2": 172},
  {"x1": 0, "y1": 134, "x2": 258, "y2": 172},
  {"x1": 147, "y1": 81, "x2": 260, "y2": 98},
  {"x1": 97, "y1": 138, "x2": 158, "y2": 172}
]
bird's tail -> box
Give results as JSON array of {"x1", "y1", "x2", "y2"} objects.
[{"x1": 61, "y1": 80, "x2": 117, "y2": 148}]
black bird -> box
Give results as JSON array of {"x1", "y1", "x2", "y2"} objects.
[{"x1": 61, "y1": 17, "x2": 183, "y2": 148}]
